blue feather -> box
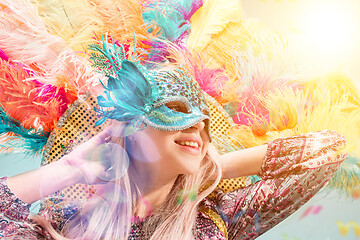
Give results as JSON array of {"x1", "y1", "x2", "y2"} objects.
[
  {"x1": 142, "y1": 0, "x2": 203, "y2": 40},
  {"x1": 0, "y1": 106, "x2": 48, "y2": 155},
  {"x1": 326, "y1": 155, "x2": 360, "y2": 197},
  {"x1": 120, "y1": 60, "x2": 152, "y2": 98},
  {"x1": 92, "y1": 38, "x2": 160, "y2": 125}
]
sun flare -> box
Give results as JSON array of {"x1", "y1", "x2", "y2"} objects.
[
  {"x1": 303, "y1": 3, "x2": 355, "y2": 53},
  {"x1": 295, "y1": 1, "x2": 360, "y2": 68}
]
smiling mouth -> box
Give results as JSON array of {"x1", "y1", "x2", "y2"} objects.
[{"x1": 175, "y1": 140, "x2": 200, "y2": 149}]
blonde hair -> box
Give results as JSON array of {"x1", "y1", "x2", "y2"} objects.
[{"x1": 33, "y1": 123, "x2": 222, "y2": 239}]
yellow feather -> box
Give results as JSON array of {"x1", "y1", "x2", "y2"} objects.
[
  {"x1": 262, "y1": 74, "x2": 360, "y2": 157},
  {"x1": 188, "y1": 0, "x2": 243, "y2": 52},
  {"x1": 265, "y1": 87, "x2": 302, "y2": 132},
  {"x1": 32, "y1": 0, "x2": 157, "y2": 54},
  {"x1": 197, "y1": 21, "x2": 248, "y2": 72},
  {"x1": 304, "y1": 72, "x2": 360, "y2": 107},
  {"x1": 194, "y1": 18, "x2": 290, "y2": 87},
  {"x1": 32, "y1": 0, "x2": 101, "y2": 52},
  {"x1": 229, "y1": 124, "x2": 269, "y2": 148}
]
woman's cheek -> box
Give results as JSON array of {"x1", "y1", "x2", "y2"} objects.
[{"x1": 131, "y1": 133, "x2": 161, "y2": 163}]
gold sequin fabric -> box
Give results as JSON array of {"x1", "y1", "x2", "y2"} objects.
[{"x1": 40, "y1": 94, "x2": 105, "y2": 211}]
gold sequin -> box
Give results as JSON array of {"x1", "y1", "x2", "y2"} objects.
[
  {"x1": 41, "y1": 95, "x2": 105, "y2": 209},
  {"x1": 199, "y1": 205, "x2": 228, "y2": 239}
]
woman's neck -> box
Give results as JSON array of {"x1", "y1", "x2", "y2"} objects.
[{"x1": 134, "y1": 176, "x2": 177, "y2": 218}]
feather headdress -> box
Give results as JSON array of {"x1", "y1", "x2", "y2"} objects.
[{"x1": 0, "y1": 0, "x2": 359, "y2": 197}]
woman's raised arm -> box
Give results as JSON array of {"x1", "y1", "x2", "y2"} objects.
[
  {"x1": 6, "y1": 159, "x2": 82, "y2": 204},
  {"x1": 6, "y1": 129, "x2": 114, "y2": 204},
  {"x1": 220, "y1": 144, "x2": 268, "y2": 179},
  {"x1": 207, "y1": 130, "x2": 346, "y2": 239}
]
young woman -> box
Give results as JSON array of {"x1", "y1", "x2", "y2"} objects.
[
  {"x1": 0, "y1": 0, "x2": 348, "y2": 239},
  {"x1": 0, "y1": 64, "x2": 347, "y2": 239}
]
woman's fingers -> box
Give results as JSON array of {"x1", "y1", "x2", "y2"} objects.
[
  {"x1": 71, "y1": 129, "x2": 114, "y2": 155},
  {"x1": 61, "y1": 122, "x2": 128, "y2": 185},
  {"x1": 83, "y1": 124, "x2": 124, "y2": 149},
  {"x1": 87, "y1": 130, "x2": 112, "y2": 146}
]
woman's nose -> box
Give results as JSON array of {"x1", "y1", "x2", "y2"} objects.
[{"x1": 191, "y1": 121, "x2": 205, "y2": 131}]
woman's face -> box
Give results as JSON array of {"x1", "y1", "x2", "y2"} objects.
[{"x1": 129, "y1": 102, "x2": 210, "y2": 176}]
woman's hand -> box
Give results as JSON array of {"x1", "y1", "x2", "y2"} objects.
[
  {"x1": 6, "y1": 128, "x2": 122, "y2": 204},
  {"x1": 60, "y1": 129, "x2": 120, "y2": 186}
]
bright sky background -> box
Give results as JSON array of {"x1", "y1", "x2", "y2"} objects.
[{"x1": 242, "y1": 0, "x2": 360, "y2": 86}]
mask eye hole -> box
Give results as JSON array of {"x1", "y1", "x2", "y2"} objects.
[{"x1": 165, "y1": 101, "x2": 189, "y2": 114}]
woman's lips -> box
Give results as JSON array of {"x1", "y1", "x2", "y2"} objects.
[
  {"x1": 175, "y1": 141, "x2": 201, "y2": 155},
  {"x1": 175, "y1": 140, "x2": 200, "y2": 148}
]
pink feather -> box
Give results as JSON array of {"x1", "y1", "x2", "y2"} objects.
[
  {"x1": 0, "y1": 0, "x2": 66, "y2": 71},
  {"x1": 193, "y1": 65, "x2": 227, "y2": 100},
  {"x1": 233, "y1": 72, "x2": 296, "y2": 136},
  {"x1": 0, "y1": 48, "x2": 8, "y2": 61}
]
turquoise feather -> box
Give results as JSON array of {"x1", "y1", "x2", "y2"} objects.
[
  {"x1": 326, "y1": 156, "x2": 360, "y2": 196},
  {"x1": 0, "y1": 106, "x2": 48, "y2": 154},
  {"x1": 142, "y1": 0, "x2": 203, "y2": 40},
  {"x1": 91, "y1": 37, "x2": 159, "y2": 126}
]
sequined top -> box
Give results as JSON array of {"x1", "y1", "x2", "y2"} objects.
[{"x1": 0, "y1": 130, "x2": 346, "y2": 239}]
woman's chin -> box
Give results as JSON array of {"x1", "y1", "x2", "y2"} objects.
[{"x1": 181, "y1": 163, "x2": 201, "y2": 175}]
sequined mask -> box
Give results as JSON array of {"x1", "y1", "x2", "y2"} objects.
[
  {"x1": 144, "y1": 68, "x2": 211, "y2": 138},
  {"x1": 92, "y1": 39, "x2": 211, "y2": 139}
]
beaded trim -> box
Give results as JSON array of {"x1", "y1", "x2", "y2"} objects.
[
  {"x1": 143, "y1": 115, "x2": 210, "y2": 132},
  {"x1": 153, "y1": 96, "x2": 193, "y2": 113}
]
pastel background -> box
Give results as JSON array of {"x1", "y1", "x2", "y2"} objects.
[{"x1": 1, "y1": 0, "x2": 360, "y2": 239}]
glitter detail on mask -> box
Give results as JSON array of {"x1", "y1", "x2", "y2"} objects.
[
  {"x1": 147, "y1": 110, "x2": 183, "y2": 122},
  {"x1": 153, "y1": 68, "x2": 209, "y2": 116}
]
